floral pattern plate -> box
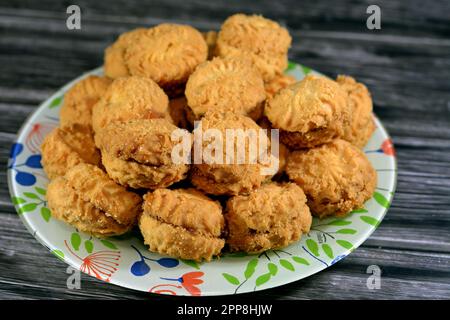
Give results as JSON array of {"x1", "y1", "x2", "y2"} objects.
[{"x1": 7, "y1": 62, "x2": 397, "y2": 296}]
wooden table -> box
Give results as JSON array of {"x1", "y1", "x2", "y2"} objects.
[{"x1": 1, "y1": 0, "x2": 449, "y2": 300}]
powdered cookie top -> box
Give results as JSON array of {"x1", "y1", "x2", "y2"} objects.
[
  {"x1": 104, "y1": 28, "x2": 147, "y2": 79},
  {"x1": 105, "y1": 24, "x2": 207, "y2": 92},
  {"x1": 96, "y1": 119, "x2": 191, "y2": 189},
  {"x1": 64, "y1": 163, "x2": 142, "y2": 226},
  {"x1": 336, "y1": 75, "x2": 375, "y2": 148},
  {"x1": 60, "y1": 75, "x2": 112, "y2": 130},
  {"x1": 265, "y1": 75, "x2": 349, "y2": 148},
  {"x1": 47, "y1": 163, "x2": 142, "y2": 237},
  {"x1": 41, "y1": 125, "x2": 100, "y2": 179},
  {"x1": 95, "y1": 119, "x2": 182, "y2": 166},
  {"x1": 185, "y1": 56, "x2": 265, "y2": 121},
  {"x1": 225, "y1": 182, "x2": 312, "y2": 253},
  {"x1": 216, "y1": 14, "x2": 291, "y2": 81},
  {"x1": 286, "y1": 139, "x2": 377, "y2": 218},
  {"x1": 264, "y1": 74, "x2": 296, "y2": 100},
  {"x1": 139, "y1": 188, "x2": 224, "y2": 261},
  {"x1": 92, "y1": 76, "x2": 170, "y2": 134}
]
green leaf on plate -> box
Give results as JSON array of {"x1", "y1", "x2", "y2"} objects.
[
  {"x1": 71, "y1": 233, "x2": 81, "y2": 251},
  {"x1": 373, "y1": 192, "x2": 390, "y2": 208},
  {"x1": 11, "y1": 196, "x2": 26, "y2": 205},
  {"x1": 279, "y1": 259, "x2": 295, "y2": 271},
  {"x1": 244, "y1": 258, "x2": 258, "y2": 279},
  {"x1": 181, "y1": 259, "x2": 200, "y2": 270},
  {"x1": 301, "y1": 65, "x2": 312, "y2": 75},
  {"x1": 336, "y1": 240, "x2": 353, "y2": 250},
  {"x1": 18, "y1": 203, "x2": 38, "y2": 213},
  {"x1": 285, "y1": 61, "x2": 296, "y2": 72},
  {"x1": 327, "y1": 220, "x2": 352, "y2": 226},
  {"x1": 35, "y1": 187, "x2": 46, "y2": 196},
  {"x1": 267, "y1": 262, "x2": 278, "y2": 276},
  {"x1": 350, "y1": 208, "x2": 368, "y2": 214},
  {"x1": 49, "y1": 96, "x2": 62, "y2": 109},
  {"x1": 52, "y1": 249, "x2": 64, "y2": 261},
  {"x1": 84, "y1": 240, "x2": 94, "y2": 253},
  {"x1": 24, "y1": 192, "x2": 39, "y2": 199},
  {"x1": 222, "y1": 273, "x2": 240, "y2": 285},
  {"x1": 101, "y1": 239, "x2": 118, "y2": 250},
  {"x1": 360, "y1": 216, "x2": 380, "y2": 227},
  {"x1": 336, "y1": 228, "x2": 357, "y2": 234},
  {"x1": 255, "y1": 273, "x2": 272, "y2": 287},
  {"x1": 306, "y1": 239, "x2": 320, "y2": 256},
  {"x1": 292, "y1": 256, "x2": 310, "y2": 265},
  {"x1": 40, "y1": 207, "x2": 51, "y2": 222},
  {"x1": 322, "y1": 244, "x2": 334, "y2": 259}
]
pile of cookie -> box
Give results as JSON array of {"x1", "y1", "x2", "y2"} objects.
[{"x1": 41, "y1": 14, "x2": 376, "y2": 262}]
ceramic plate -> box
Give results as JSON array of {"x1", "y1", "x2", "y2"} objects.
[{"x1": 7, "y1": 62, "x2": 397, "y2": 296}]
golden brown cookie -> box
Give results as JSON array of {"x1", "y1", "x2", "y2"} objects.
[
  {"x1": 47, "y1": 163, "x2": 141, "y2": 237},
  {"x1": 216, "y1": 14, "x2": 291, "y2": 81},
  {"x1": 336, "y1": 75, "x2": 375, "y2": 148},
  {"x1": 265, "y1": 75, "x2": 350, "y2": 149},
  {"x1": 185, "y1": 56, "x2": 266, "y2": 122},
  {"x1": 225, "y1": 182, "x2": 312, "y2": 253},
  {"x1": 104, "y1": 28, "x2": 147, "y2": 79},
  {"x1": 41, "y1": 125, "x2": 100, "y2": 179},
  {"x1": 95, "y1": 119, "x2": 191, "y2": 189},
  {"x1": 264, "y1": 74, "x2": 296, "y2": 100},
  {"x1": 286, "y1": 139, "x2": 377, "y2": 218},
  {"x1": 258, "y1": 116, "x2": 289, "y2": 179},
  {"x1": 202, "y1": 30, "x2": 217, "y2": 60},
  {"x1": 60, "y1": 75, "x2": 112, "y2": 130},
  {"x1": 105, "y1": 24, "x2": 207, "y2": 95},
  {"x1": 91, "y1": 76, "x2": 171, "y2": 134},
  {"x1": 191, "y1": 111, "x2": 272, "y2": 196},
  {"x1": 139, "y1": 188, "x2": 225, "y2": 261}
]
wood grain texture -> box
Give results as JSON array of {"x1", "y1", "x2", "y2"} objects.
[{"x1": 0, "y1": 0, "x2": 449, "y2": 299}]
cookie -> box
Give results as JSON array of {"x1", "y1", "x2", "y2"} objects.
[
  {"x1": 265, "y1": 75, "x2": 350, "y2": 149},
  {"x1": 264, "y1": 74, "x2": 296, "y2": 100},
  {"x1": 225, "y1": 182, "x2": 312, "y2": 253},
  {"x1": 95, "y1": 119, "x2": 191, "y2": 189},
  {"x1": 139, "y1": 188, "x2": 225, "y2": 261},
  {"x1": 104, "y1": 28, "x2": 147, "y2": 79},
  {"x1": 190, "y1": 111, "x2": 272, "y2": 195},
  {"x1": 216, "y1": 14, "x2": 291, "y2": 81},
  {"x1": 41, "y1": 125, "x2": 100, "y2": 179},
  {"x1": 47, "y1": 163, "x2": 141, "y2": 237},
  {"x1": 60, "y1": 75, "x2": 112, "y2": 130},
  {"x1": 185, "y1": 56, "x2": 266, "y2": 122},
  {"x1": 336, "y1": 75, "x2": 375, "y2": 148},
  {"x1": 105, "y1": 24, "x2": 207, "y2": 96},
  {"x1": 286, "y1": 139, "x2": 377, "y2": 217},
  {"x1": 92, "y1": 76, "x2": 171, "y2": 134}
]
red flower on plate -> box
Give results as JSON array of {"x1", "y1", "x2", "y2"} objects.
[
  {"x1": 26, "y1": 122, "x2": 56, "y2": 154},
  {"x1": 151, "y1": 271, "x2": 204, "y2": 296},
  {"x1": 381, "y1": 139, "x2": 395, "y2": 156},
  {"x1": 64, "y1": 240, "x2": 121, "y2": 282}
]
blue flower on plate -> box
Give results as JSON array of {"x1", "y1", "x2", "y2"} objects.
[
  {"x1": 130, "y1": 245, "x2": 179, "y2": 276},
  {"x1": 8, "y1": 142, "x2": 42, "y2": 186}
]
